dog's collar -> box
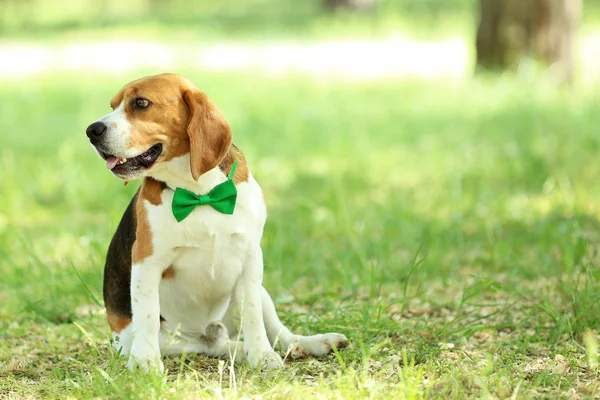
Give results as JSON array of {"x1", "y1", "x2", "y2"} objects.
[{"x1": 170, "y1": 161, "x2": 238, "y2": 222}]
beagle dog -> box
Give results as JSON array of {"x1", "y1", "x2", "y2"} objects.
[{"x1": 85, "y1": 73, "x2": 348, "y2": 372}]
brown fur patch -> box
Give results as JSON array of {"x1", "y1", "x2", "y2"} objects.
[
  {"x1": 106, "y1": 311, "x2": 131, "y2": 333},
  {"x1": 131, "y1": 177, "x2": 164, "y2": 263},
  {"x1": 132, "y1": 196, "x2": 152, "y2": 263},
  {"x1": 219, "y1": 144, "x2": 249, "y2": 184},
  {"x1": 140, "y1": 177, "x2": 165, "y2": 206},
  {"x1": 161, "y1": 266, "x2": 176, "y2": 279}
]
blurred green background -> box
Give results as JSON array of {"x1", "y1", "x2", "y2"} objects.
[
  {"x1": 0, "y1": 0, "x2": 480, "y2": 38},
  {"x1": 1, "y1": 0, "x2": 600, "y2": 398},
  {"x1": 1, "y1": 0, "x2": 598, "y2": 38}
]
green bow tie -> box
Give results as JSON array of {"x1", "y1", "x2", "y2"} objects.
[{"x1": 171, "y1": 161, "x2": 238, "y2": 222}]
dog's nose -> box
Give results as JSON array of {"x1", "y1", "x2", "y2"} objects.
[{"x1": 86, "y1": 121, "x2": 107, "y2": 140}]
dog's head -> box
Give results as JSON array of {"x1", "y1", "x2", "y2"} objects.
[{"x1": 86, "y1": 73, "x2": 232, "y2": 181}]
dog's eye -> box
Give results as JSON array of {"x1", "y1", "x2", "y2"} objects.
[{"x1": 134, "y1": 98, "x2": 151, "y2": 109}]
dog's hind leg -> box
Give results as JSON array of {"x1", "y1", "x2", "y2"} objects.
[
  {"x1": 260, "y1": 287, "x2": 349, "y2": 358},
  {"x1": 159, "y1": 322, "x2": 244, "y2": 362}
]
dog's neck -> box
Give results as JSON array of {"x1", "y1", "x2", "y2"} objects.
[{"x1": 149, "y1": 153, "x2": 227, "y2": 195}]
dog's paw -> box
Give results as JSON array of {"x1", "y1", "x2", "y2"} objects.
[
  {"x1": 295, "y1": 333, "x2": 349, "y2": 357},
  {"x1": 127, "y1": 345, "x2": 164, "y2": 373},
  {"x1": 246, "y1": 347, "x2": 283, "y2": 370},
  {"x1": 127, "y1": 355, "x2": 164, "y2": 373},
  {"x1": 205, "y1": 321, "x2": 228, "y2": 343}
]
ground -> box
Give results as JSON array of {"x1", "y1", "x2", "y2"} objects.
[{"x1": 1, "y1": 72, "x2": 599, "y2": 399}]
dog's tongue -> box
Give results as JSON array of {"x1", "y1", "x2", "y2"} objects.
[{"x1": 106, "y1": 156, "x2": 120, "y2": 169}]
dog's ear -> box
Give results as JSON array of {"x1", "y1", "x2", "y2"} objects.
[
  {"x1": 182, "y1": 90, "x2": 232, "y2": 181},
  {"x1": 110, "y1": 88, "x2": 125, "y2": 110}
]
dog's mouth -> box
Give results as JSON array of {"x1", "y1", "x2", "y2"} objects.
[{"x1": 97, "y1": 143, "x2": 163, "y2": 173}]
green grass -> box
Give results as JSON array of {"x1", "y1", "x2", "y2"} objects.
[{"x1": 1, "y1": 71, "x2": 600, "y2": 399}]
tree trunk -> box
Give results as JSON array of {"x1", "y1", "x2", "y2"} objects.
[{"x1": 476, "y1": 0, "x2": 582, "y2": 83}]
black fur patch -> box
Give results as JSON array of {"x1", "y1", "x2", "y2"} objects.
[{"x1": 103, "y1": 191, "x2": 138, "y2": 320}]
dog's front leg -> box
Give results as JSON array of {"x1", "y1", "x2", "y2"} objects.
[
  {"x1": 126, "y1": 258, "x2": 170, "y2": 373},
  {"x1": 241, "y1": 247, "x2": 283, "y2": 370}
]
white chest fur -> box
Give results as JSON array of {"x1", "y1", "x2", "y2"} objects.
[{"x1": 144, "y1": 173, "x2": 267, "y2": 333}]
